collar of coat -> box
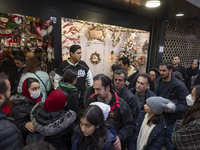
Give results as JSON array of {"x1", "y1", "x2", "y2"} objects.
[
  {"x1": 90, "y1": 90, "x2": 120, "y2": 112},
  {"x1": 10, "y1": 94, "x2": 35, "y2": 105}
]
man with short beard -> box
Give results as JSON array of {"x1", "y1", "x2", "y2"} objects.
[
  {"x1": 0, "y1": 73, "x2": 23, "y2": 150},
  {"x1": 85, "y1": 74, "x2": 134, "y2": 150},
  {"x1": 154, "y1": 62, "x2": 189, "y2": 150}
]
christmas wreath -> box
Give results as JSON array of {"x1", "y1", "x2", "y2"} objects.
[{"x1": 90, "y1": 51, "x2": 101, "y2": 64}]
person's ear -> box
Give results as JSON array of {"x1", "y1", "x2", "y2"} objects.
[
  {"x1": 106, "y1": 85, "x2": 110, "y2": 92},
  {"x1": 0, "y1": 94, "x2": 4, "y2": 105},
  {"x1": 70, "y1": 52, "x2": 73, "y2": 57}
]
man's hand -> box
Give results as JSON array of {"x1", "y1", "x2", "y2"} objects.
[
  {"x1": 113, "y1": 136, "x2": 121, "y2": 150},
  {"x1": 25, "y1": 122, "x2": 36, "y2": 133}
]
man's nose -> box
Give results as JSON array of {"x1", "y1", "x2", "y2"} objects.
[{"x1": 95, "y1": 90, "x2": 98, "y2": 95}]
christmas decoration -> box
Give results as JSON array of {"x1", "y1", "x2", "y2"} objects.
[
  {"x1": 119, "y1": 35, "x2": 138, "y2": 63},
  {"x1": 142, "y1": 40, "x2": 149, "y2": 54},
  {"x1": 90, "y1": 51, "x2": 101, "y2": 64},
  {"x1": 86, "y1": 26, "x2": 106, "y2": 42},
  {"x1": 111, "y1": 31, "x2": 121, "y2": 47}
]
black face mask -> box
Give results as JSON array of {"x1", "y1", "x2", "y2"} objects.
[{"x1": 0, "y1": 94, "x2": 10, "y2": 109}]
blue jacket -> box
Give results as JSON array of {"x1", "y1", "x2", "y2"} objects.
[
  {"x1": 130, "y1": 111, "x2": 167, "y2": 150},
  {"x1": 71, "y1": 124, "x2": 117, "y2": 150}
]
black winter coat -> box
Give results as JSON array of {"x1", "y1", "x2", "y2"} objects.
[
  {"x1": 116, "y1": 86, "x2": 138, "y2": 121},
  {"x1": 85, "y1": 90, "x2": 134, "y2": 143},
  {"x1": 0, "y1": 112, "x2": 23, "y2": 150},
  {"x1": 129, "y1": 111, "x2": 167, "y2": 150},
  {"x1": 127, "y1": 70, "x2": 139, "y2": 89},
  {"x1": 10, "y1": 94, "x2": 36, "y2": 142},
  {"x1": 154, "y1": 75, "x2": 189, "y2": 124}
]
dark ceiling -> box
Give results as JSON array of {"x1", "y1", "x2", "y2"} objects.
[
  {"x1": 74, "y1": 0, "x2": 169, "y2": 19},
  {"x1": 74, "y1": 0, "x2": 200, "y2": 20}
]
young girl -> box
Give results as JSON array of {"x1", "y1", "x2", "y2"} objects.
[
  {"x1": 71, "y1": 104, "x2": 117, "y2": 150},
  {"x1": 11, "y1": 77, "x2": 41, "y2": 143},
  {"x1": 129, "y1": 96, "x2": 176, "y2": 150},
  {"x1": 172, "y1": 86, "x2": 200, "y2": 150}
]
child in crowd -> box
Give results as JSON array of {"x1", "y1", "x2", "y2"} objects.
[
  {"x1": 71, "y1": 103, "x2": 117, "y2": 150},
  {"x1": 172, "y1": 86, "x2": 200, "y2": 150},
  {"x1": 129, "y1": 96, "x2": 176, "y2": 150}
]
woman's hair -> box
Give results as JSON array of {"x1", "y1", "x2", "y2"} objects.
[
  {"x1": 173, "y1": 71, "x2": 184, "y2": 82},
  {"x1": 191, "y1": 59, "x2": 199, "y2": 67},
  {"x1": 61, "y1": 69, "x2": 77, "y2": 84},
  {"x1": 147, "y1": 114, "x2": 163, "y2": 126},
  {"x1": 14, "y1": 54, "x2": 26, "y2": 63},
  {"x1": 26, "y1": 78, "x2": 40, "y2": 89},
  {"x1": 77, "y1": 105, "x2": 107, "y2": 150},
  {"x1": 182, "y1": 86, "x2": 200, "y2": 125},
  {"x1": 23, "y1": 56, "x2": 41, "y2": 73}
]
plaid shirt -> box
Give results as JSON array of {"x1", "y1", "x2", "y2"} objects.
[{"x1": 172, "y1": 118, "x2": 200, "y2": 150}]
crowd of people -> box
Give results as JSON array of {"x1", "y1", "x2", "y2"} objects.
[{"x1": 0, "y1": 44, "x2": 200, "y2": 150}]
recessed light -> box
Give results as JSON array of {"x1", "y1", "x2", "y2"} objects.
[
  {"x1": 146, "y1": 0, "x2": 161, "y2": 8},
  {"x1": 176, "y1": 13, "x2": 184, "y2": 17}
]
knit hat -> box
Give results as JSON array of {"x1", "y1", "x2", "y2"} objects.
[
  {"x1": 146, "y1": 96, "x2": 176, "y2": 114},
  {"x1": 43, "y1": 89, "x2": 66, "y2": 112},
  {"x1": 90, "y1": 102, "x2": 110, "y2": 120}
]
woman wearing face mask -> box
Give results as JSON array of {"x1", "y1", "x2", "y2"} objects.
[
  {"x1": 17, "y1": 56, "x2": 52, "y2": 101},
  {"x1": 10, "y1": 77, "x2": 41, "y2": 143},
  {"x1": 172, "y1": 86, "x2": 200, "y2": 150},
  {"x1": 71, "y1": 104, "x2": 117, "y2": 150}
]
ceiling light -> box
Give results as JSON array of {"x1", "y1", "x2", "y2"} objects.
[
  {"x1": 176, "y1": 13, "x2": 184, "y2": 17},
  {"x1": 146, "y1": 0, "x2": 160, "y2": 8}
]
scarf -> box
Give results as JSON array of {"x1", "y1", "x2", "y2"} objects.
[{"x1": 22, "y1": 79, "x2": 41, "y2": 103}]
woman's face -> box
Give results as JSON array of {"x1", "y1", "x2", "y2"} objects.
[
  {"x1": 14, "y1": 59, "x2": 24, "y2": 68},
  {"x1": 80, "y1": 117, "x2": 97, "y2": 136},
  {"x1": 144, "y1": 104, "x2": 153, "y2": 113},
  {"x1": 28, "y1": 82, "x2": 40, "y2": 94},
  {"x1": 192, "y1": 61, "x2": 198, "y2": 70},
  {"x1": 149, "y1": 71, "x2": 156, "y2": 82}
]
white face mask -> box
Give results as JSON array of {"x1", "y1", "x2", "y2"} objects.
[
  {"x1": 30, "y1": 92, "x2": 40, "y2": 99},
  {"x1": 186, "y1": 94, "x2": 195, "y2": 106}
]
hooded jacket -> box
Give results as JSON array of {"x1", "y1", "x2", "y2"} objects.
[
  {"x1": 31, "y1": 102, "x2": 76, "y2": 150},
  {"x1": 10, "y1": 94, "x2": 36, "y2": 141},
  {"x1": 57, "y1": 81, "x2": 80, "y2": 113}
]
